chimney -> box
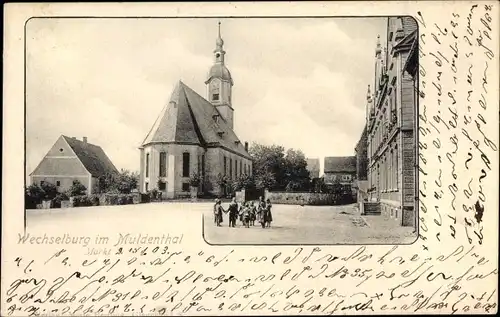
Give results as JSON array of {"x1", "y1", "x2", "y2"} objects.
[
  {"x1": 83, "y1": 137, "x2": 88, "y2": 144},
  {"x1": 244, "y1": 142, "x2": 248, "y2": 151}
]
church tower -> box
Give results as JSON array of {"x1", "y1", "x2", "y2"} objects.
[{"x1": 205, "y1": 22, "x2": 234, "y2": 129}]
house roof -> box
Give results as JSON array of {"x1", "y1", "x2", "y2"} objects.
[
  {"x1": 141, "y1": 80, "x2": 251, "y2": 159},
  {"x1": 324, "y1": 156, "x2": 356, "y2": 173},
  {"x1": 63, "y1": 136, "x2": 119, "y2": 177}
]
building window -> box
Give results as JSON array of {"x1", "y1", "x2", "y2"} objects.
[
  {"x1": 212, "y1": 93, "x2": 220, "y2": 101},
  {"x1": 183, "y1": 152, "x2": 190, "y2": 177},
  {"x1": 145, "y1": 182, "x2": 149, "y2": 191},
  {"x1": 159, "y1": 152, "x2": 167, "y2": 177},
  {"x1": 224, "y1": 156, "x2": 227, "y2": 176},
  {"x1": 145, "y1": 153, "x2": 150, "y2": 177},
  {"x1": 389, "y1": 150, "x2": 393, "y2": 190},
  {"x1": 235, "y1": 160, "x2": 238, "y2": 178},
  {"x1": 56, "y1": 181, "x2": 61, "y2": 187},
  {"x1": 182, "y1": 183, "x2": 190, "y2": 191},
  {"x1": 158, "y1": 181, "x2": 166, "y2": 191},
  {"x1": 229, "y1": 158, "x2": 233, "y2": 179},
  {"x1": 395, "y1": 146, "x2": 399, "y2": 189}
]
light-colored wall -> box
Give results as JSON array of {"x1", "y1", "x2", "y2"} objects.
[
  {"x1": 31, "y1": 136, "x2": 89, "y2": 177},
  {"x1": 324, "y1": 172, "x2": 355, "y2": 184},
  {"x1": 140, "y1": 143, "x2": 252, "y2": 198},
  {"x1": 31, "y1": 175, "x2": 91, "y2": 194}
]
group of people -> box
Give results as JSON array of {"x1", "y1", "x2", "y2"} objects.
[{"x1": 213, "y1": 196, "x2": 273, "y2": 229}]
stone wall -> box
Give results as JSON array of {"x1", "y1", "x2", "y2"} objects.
[{"x1": 264, "y1": 190, "x2": 339, "y2": 206}]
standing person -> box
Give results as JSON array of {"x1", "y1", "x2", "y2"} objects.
[
  {"x1": 266, "y1": 198, "x2": 273, "y2": 228},
  {"x1": 228, "y1": 198, "x2": 238, "y2": 227},
  {"x1": 213, "y1": 199, "x2": 224, "y2": 227},
  {"x1": 258, "y1": 196, "x2": 267, "y2": 228}
]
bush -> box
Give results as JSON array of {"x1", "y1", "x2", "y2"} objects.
[
  {"x1": 72, "y1": 195, "x2": 92, "y2": 207},
  {"x1": 89, "y1": 194, "x2": 100, "y2": 206},
  {"x1": 67, "y1": 180, "x2": 87, "y2": 197},
  {"x1": 52, "y1": 192, "x2": 69, "y2": 208}
]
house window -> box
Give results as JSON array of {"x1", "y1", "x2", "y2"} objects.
[
  {"x1": 182, "y1": 183, "x2": 190, "y2": 191},
  {"x1": 159, "y1": 152, "x2": 167, "y2": 177},
  {"x1": 158, "y1": 181, "x2": 166, "y2": 191},
  {"x1": 145, "y1": 153, "x2": 150, "y2": 177},
  {"x1": 235, "y1": 160, "x2": 238, "y2": 178},
  {"x1": 240, "y1": 161, "x2": 242, "y2": 176},
  {"x1": 224, "y1": 156, "x2": 227, "y2": 176},
  {"x1": 56, "y1": 181, "x2": 61, "y2": 187},
  {"x1": 212, "y1": 93, "x2": 220, "y2": 101},
  {"x1": 183, "y1": 152, "x2": 190, "y2": 177}
]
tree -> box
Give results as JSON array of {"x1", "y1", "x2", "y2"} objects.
[
  {"x1": 98, "y1": 169, "x2": 139, "y2": 194},
  {"x1": 248, "y1": 143, "x2": 310, "y2": 191},
  {"x1": 283, "y1": 148, "x2": 310, "y2": 191},
  {"x1": 40, "y1": 182, "x2": 58, "y2": 200},
  {"x1": 248, "y1": 143, "x2": 286, "y2": 190},
  {"x1": 232, "y1": 174, "x2": 256, "y2": 191},
  {"x1": 67, "y1": 180, "x2": 87, "y2": 197},
  {"x1": 216, "y1": 173, "x2": 229, "y2": 197}
]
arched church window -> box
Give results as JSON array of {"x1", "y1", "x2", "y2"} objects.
[{"x1": 182, "y1": 152, "x2": 190, "y2": 177}]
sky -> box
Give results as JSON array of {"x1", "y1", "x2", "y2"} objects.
[{"x1": 26, "y1": 17, "x2": 387, "y2": 181}]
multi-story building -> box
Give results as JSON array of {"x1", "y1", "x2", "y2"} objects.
[{"x1": 366, "y1": 17, "x2": 418, "y2": 227}]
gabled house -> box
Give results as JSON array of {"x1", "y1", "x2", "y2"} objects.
[
  {"x1": 323, "y1": 156, "x2": 357, "y2": 186},
  {"x1": 30, "y1": 135, "x2": 118, "y2": 194}
]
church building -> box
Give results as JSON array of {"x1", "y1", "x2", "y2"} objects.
[{"x1": 139, "y1": 23, "x2": 252, "y2": 198}]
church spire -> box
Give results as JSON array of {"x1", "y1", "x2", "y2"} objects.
[{"x1": 214, "y1": 21, "x2": 225, "y2": 64}]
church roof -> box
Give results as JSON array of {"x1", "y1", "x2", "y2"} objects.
[
  {"x1": 206, "y1": 63, "x2": 233, "y2": 85},
  {"x1": 324, "y1": 156, "x2": 357, "y2": 173},
  {"x1": 62, "y1": 135, "x2": 119, "y2": 177},
  {"x1": 141, "y1": 80, "x2": 250, "y2": 159}
]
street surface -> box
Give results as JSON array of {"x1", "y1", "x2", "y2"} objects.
[{"x1": 26, "y1": 202, "x2": 416, "y2": 245}]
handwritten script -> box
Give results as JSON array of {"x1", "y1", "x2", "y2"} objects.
[{"x1": 3, "y1": 4, "x2": 499, "y2": 316}]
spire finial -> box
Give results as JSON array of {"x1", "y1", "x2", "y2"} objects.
[{"x1": 216, "y1": 21, "x2": 224, "y2": 48}]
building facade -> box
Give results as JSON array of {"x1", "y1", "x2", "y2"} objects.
[
  {"x1": 30, "y1": 135, "x2": 118, "y2": 195},
  {"x1": 324, "y1": 156, "x2": 357, "y2": 194},
  {"x1": 366, "y1": 17, "x2": 418, "y2": 227},
  {"x1": 139, "y1": 23, "x2": 252, "y2": 198},
  {"x1": 354, "y1": 126, "x2": 369, "y2": 202}
]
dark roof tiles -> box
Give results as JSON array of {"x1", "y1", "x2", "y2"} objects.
[
  {"x1": 63, "y1": 136, "x2": 118, "y2": 177},
  {"x1": 142, "y1": 80, "x2": 250, "y2": 159},
  {"x1": 324, "y1": 156, "x2": 357, "y2": 173}
]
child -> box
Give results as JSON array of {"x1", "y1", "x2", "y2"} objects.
[
  {"x1": 249, "y1": 202, "x2": 256, "y2": 226},
  {"x1": 213, "y1": 199, "x2": 224, "y2": 227},
  {"x1": 265, "y1": 199, "x2": 273, "y2": 228}
]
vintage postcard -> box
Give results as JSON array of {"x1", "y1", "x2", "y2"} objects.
[{"x1": 2, "y1": 1, "x2": 499, "y2": 316}]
